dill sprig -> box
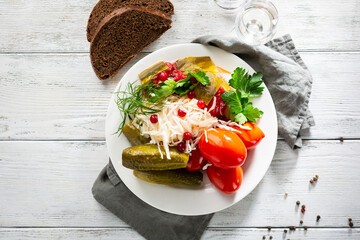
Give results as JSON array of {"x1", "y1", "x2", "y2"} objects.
[{"x1": 115, "y1": 81, "x2": 164, "y2": 135}]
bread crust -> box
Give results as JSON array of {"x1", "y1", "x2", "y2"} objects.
[
  {"x1": 86, "y1": 0, "x2": 174, "y2": 42},
  {"x1": 90, "y1": 6, "x2": 172, "y2": 80}
]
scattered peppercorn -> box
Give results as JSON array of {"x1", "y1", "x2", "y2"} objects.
[
  {"x1": 310, "y1": 179, "x2": 314, "y2": 184},
  {"x1": 316, "y1": 215, "x2": 321, "y2": 222},
  {"x1": 289, "y1": 226, "x2": 296, "y2": 231},
  {"x1": 287, "y1": 239, "x2": 290, "y2": 240},
  {"x1": 349, "y1": 222, "x2": 354, "y2": 228},
  {"x1": 300, "y1": 220, "x2": 303, "y2": 224},
  {"x1": 262, "y1": 236, "x2": 266, "y2": 239},
  {"x1": 349, "y1": 218, "x2": 352, "y2": 222},
  {"x1": 267, "y1": 226, "x2": 271, "y2": 231},
  {"x1": 270, "y1": 236, "x2": 273, "y2": 240},
  {"x1": 296, "y1": 201, "x2": 300, "y2": 205},
  {"x1": 340, "y1": 137, "x2": 344, "y2": 142},
  {"x1": 284, "y1": 229, "x2": 288, "y2": 233},
  {"x1": 313, "y1": 177, "x2": 318, "y2": 181},
  {"x1": 304, "y1": 226, "x2": 308, "y2": 230},
  {"x1": 302, "y1": 204, "x2": 306, "y2": 209}
]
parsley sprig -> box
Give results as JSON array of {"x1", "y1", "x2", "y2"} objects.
[{"x1": 221, "y1": 67, "x2": 264, "y2": 124}]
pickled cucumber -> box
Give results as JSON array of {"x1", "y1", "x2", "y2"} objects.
[
  {"x1": 134, "y1": 169, "x2": 203, "y2": 187},
  {"x1": 122, "y1": 145, "x2": 189, "y2": 170},
  {"x1": 122, "y1": 121, "x2": 150, "y2": 146}
]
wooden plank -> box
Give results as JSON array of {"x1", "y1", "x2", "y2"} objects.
[
  {"x1": 0, "y1": 228, "x2": 359, "y2": 240},
  {"x1": 1, "y1": 52, "x2": 359, "y2": 140},
  {"x1": 0, "y1": 140, "x2": 359, "y2": 227},
  {"x1": 0, "y1": 0, "x2": 359, "y2": 52}
]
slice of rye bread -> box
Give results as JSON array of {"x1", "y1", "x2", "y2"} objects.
[
  {"x1": 86, "y1": 0, "x2": 174, "y2": 42},
  {"x1": 90, "y1": 6, "x2": 172, "y2": 80}
]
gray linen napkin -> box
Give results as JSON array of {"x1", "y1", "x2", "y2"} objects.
[
  {"x1": 92, "y1": 35, "x2": 315, "y2": 240},
  {"x1": 92, "y1": 160, "x2": 213, "y2": 240},
  {"x1": 193, "y1": 34, "x2": 315, "y2": 148}
]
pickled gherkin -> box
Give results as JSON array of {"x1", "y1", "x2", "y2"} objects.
[
  {"x1": 134, "y1": 169, "x2": 203, "y2": 187},
  {"x1": 122, "y1": 145, "x2": 189, "y2": 170},
  {"x1": 122, "y1": 121, "x2": 150, "y2": 146},
  {"x1": 194, "y1": 71, "x2": 223, "y2": 105}
]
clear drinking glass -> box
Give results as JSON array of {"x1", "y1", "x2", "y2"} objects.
[
  {"x1": 213, "y1": 0, "x2": 244, "y2": 11},
  {"x1": 235, "y1": 0, "x2": 278, "y2": 45}
]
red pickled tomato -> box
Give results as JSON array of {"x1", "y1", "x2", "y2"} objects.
[
  {"x1": 207, "y1": 87, "x2": 227, "y2": 118},
  {"x1": 231, "y1": 122, "x2": 265, "y2": 150},
  {"x1": 207, "y1": 165, "x2": 243, "y2": 194},
  {"x1": 158, "y1": 71, "x2": 168, "y2": 81},
  {"x1": 199, "y1": 129, "x2": 247, "y2": 169},
  {"x1": 186, "y1": 147, "x2": 207, "y2": 172}
]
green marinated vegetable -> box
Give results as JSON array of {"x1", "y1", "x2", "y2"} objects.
[
  {"x1": 122, "y1": 121, "x2": 150, "y2": 146},
  {"x1": 138, "y1": 61, "x2": 169, "y2": 84},
  {"x1": 134, "y1": 169, "x2": 203, "y2": 187},
  {"x1": 122, "y1": 145, "x2": 189, "y2": 170},
  {"x1": 175, "y1": 56, "x2": 218, "y2": 73},
  {"x1": 194, "y1": 72, "x2": 222, "y2": 105}
]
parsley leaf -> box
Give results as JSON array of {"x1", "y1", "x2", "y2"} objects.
[
  {"x1": 221, "y1": 67, "x2": 264, "y2": 124},
  {"x1": 229, "y1": 67, "x2": 264, "y2": 98},
  {"x1": 221, "y1": 90, "x2": 243, "y2": 115},
  {"x1": 242, "y1": 102, "x2": 263, "y2": 123},
  {"x1": 187, "y1": 70, "x2": 210, "y2": 85},
  {"x1": 148, "y1": 80, "x2": 176, "y2": 102}
]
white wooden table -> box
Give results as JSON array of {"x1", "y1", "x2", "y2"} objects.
[{"x1": 1, "y1": 0, "x2": 360, "y2": 239}]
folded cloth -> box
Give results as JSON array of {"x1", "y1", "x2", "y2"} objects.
[
  {"x1": 92, "y1": 160, "x2": 213, "y2": 240},
  {"x1": 92, "y1": 35, "x2": 315, "y2": 240},
  {"x1": 193, "y1": 34, "x2": 315, "y2": 148}
]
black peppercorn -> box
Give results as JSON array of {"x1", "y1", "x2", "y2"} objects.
[
  {"x1": 296, "y1": 201, "x2": 300, "y2": 205},
  {"x1": 302, "y1": 204, "x2": 306, "y2": 209},
  {"x1": 349, "y1": 222, "x2": 354, "y2": 228},
  {"x1": 348, "y1": 218, "x2": 352, "y2": 222},
  {"x1": 284, "y1": 229, "x2": 288, "y2": 233},
  {"x1": 300, "y1": 220, "x2": 303, "y2": 224},
  {"x1": 270, "y1": 236, "x2": 273, "y2": 240},
  {"x1": 304, "y1": 226, "x2": 308, "y2": 230},
  {"x1": 267, "y1": 226, "x2": 271, "y2": 231},
  {"x1": 263, "y1": 236, "x2": 266, "y2": 239},
  {"x1": 316, "y1": 215, "x2": 321, "y2": 222},
  {"x1": 340, "y1": 137, "x2": 344, "y2": 142}
]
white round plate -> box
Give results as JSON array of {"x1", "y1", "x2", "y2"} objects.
[{"x1": 106, "y1": 43, "x2": 277, "y2": 216}]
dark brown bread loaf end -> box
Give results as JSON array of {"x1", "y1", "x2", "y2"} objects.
[
  {"x1": 90, "y1": 7, "x2": 172, "y2": 80},
  {"x1": 87, "y1": 0, "x2": 174, "y2": 42}
]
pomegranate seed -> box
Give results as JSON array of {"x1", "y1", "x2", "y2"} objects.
[
  {"x1": 177, "y1": 142, "x2": 186, "y2": 152},
  {"x1": 187, "y1": 91, "x2": 195, "y2": 99},
  {"x1": 183, "y1": 132, "x2": 192, "y2": 141},
  {"x1": 150, "y1": 114, "x2": 158, "y2": 124},
  {"x1": 178, "y1": 109, "x2": 186, "y2": 117},
  {"x1": 158, "y1": 71, "x2": 168, "y2": 81},
  {"x1": 197, "y1": 100, "x2": 205, "y2": 109}
]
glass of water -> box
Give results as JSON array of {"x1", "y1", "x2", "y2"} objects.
[
  {"x1": 213, "y1": 0, "x2": 244, "y2": 11},
  {"x1": 235, "y1": 0, "x2": 278, "y2": 45}
]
